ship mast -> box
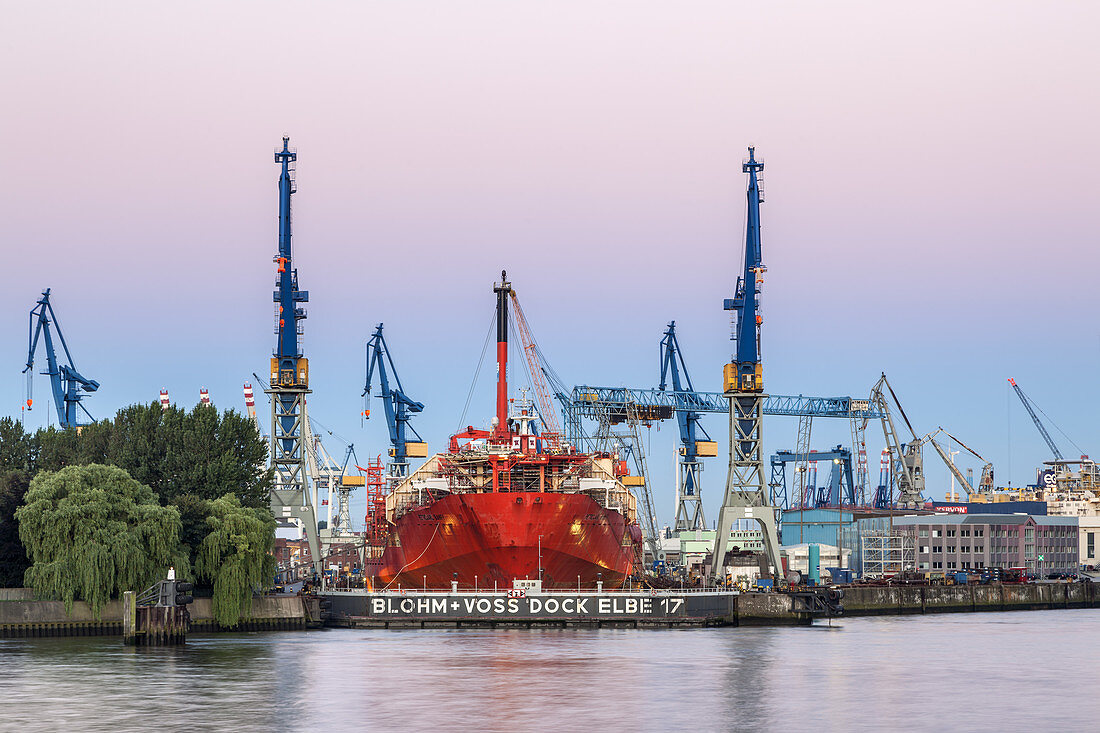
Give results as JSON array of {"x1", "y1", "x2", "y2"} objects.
[{"x1": 493, "y1": 270, "x2": 512, "y2": 441}]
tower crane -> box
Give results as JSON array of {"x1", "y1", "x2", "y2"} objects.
[
  {"x1": 710, "y1": 147, "x2": 784, "y2": 583},
  {"x1": 659, "y1": 321, "x2": 715, "y2": 532},
  {"x1": 1008, "y1": 378, "x2": 1064, "y2": 461},
  {"x1": 264, "y1": 136, "x2": 322, "y2": 580},
  {"x1": 363, "y1": 323, "x2": 426, "y2": 484},
  {"x1": 23, "y1": 288, "x2": 99, "y2": 428}
]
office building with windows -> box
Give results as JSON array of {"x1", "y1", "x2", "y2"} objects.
[{"x1": 892, "y1": 514, "x2": 1078, "y2": 575}]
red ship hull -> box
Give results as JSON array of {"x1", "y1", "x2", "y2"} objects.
[{"x1": 376, "y1": 492, "x2": 640, "y2": 590}]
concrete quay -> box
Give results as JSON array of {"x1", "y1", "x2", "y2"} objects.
[
  {"x1": 0, "y1": 588, "x2": 316, "y2": 638},
  {"x1": 839, "y1": 581, "x2": 1098, "y2": 616}
]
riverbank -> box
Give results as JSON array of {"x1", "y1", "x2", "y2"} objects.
[{"x1": 3, "y1": 582, "x2": 1095, "y2": 637}]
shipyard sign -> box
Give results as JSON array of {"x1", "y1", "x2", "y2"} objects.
[{"x1": 365, "y1": 593, "x2": 695, "y2": 620}]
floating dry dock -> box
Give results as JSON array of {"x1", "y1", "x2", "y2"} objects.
[
  {"x1": 322, "y1": 588, "x2": 847, "y2": 628},
  {"x1": 322, "y1": 582, "x2": 1099, "y2": 629}
]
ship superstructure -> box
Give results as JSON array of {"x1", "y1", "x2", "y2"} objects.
[{"x1": 368, "y1": 272, "x2": 642, "y2": 589}]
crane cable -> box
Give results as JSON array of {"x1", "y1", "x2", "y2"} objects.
[{"x1": 455, "y1": 312, "x2": 496, "y2": 433}]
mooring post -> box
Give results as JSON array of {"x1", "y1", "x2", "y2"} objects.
[{"x1": 123, "y1": 591, "x2": 136, "y2": 644}]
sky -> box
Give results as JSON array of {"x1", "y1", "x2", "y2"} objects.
[{"x1": 4, "y1": 1, "x2": 1099, "y2": 529}]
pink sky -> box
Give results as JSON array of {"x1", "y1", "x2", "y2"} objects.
[{"x1": 5, "y1": 2, "x2": 1099, "y2": 522}]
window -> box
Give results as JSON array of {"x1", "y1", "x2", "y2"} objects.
[
  {"x1": 961, "y1": 546, "x2": 969, "y2": 553},
  {"x1": 932, "y1": 529, "x2": 942, "y2": 538},
  {"x1": 975, "y1": 529, "x2": 984, "y2": 537},
  {"x1": 920, "y1": 561, "x2": 929, "y2": 570},
  {"x1": 1089, "y1": 532, "x2": 1095, "y2": 558},
  {"x1": 933, "y1": 545, "x2": 942, "y2": 553},
  {"x1": 962, "y1": 561, "x2": 970, "y2": 569},
  {"x1": 947, "y1": 561, "x2": 957, "y2": 569},
  {"x1": 947, "y1": 546, "x2": 956, "y2": 553},
  {"x1": 921, "y1": 546, "x2": 930, "y2": 554},
  {"x1": 919, "y1": 529, "x2": 929, "y2": 538},
  {"x1": 947, "y1": 529, "x2": 957, "y2": 537},
  {"x1": 933, "y1": 561, "x2": 942, "y2": 569},
  {"x1": 961, "y1": 529, "x2": 970, "y2": 537}
]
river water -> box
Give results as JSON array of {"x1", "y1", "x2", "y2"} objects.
[{"x1": 2, "y1": 609, "x2": 1098, "y2": 732}]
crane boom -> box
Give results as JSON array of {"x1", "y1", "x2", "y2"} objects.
[
  {"x1": 363, "y1": 323, "x2": 425, "y2": 481},
  {"x1": 659, "y1": 321, "x2": 711, "y2": 531},
  {"x1": 508, "y1": 290, "x2": 562, "y2": 436},
  {"x1": 1008, "y1": 378, "x2": 1064, "y2": 461},
  {"x1": 23, "y1": 288, "x2": 99, "y2": 428},
  {"x1": 926, "y1": 431, "x2": 976, "y2": 497}
]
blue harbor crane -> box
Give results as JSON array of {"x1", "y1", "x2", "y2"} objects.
[
  {"x1": 709, "y1": 146, "x2": 785, "y2": 582},
  {"x1": 363, "y1": 323, "x2": 426, "y2": 482},
  {"x1": 1008, "y1": 378, "x2": 1064, "y2": 461},
  {"x1": 23, "y1": 288, "x2": 99, "y2": 428},
  {"x1": 659, "y1": 321, "x2": 715, "y2": 532},
  {"x1": 265, "y1": 136, "x2": 322, "y2": 580}
]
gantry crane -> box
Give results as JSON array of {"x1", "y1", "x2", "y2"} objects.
[
  {"x1": 23, "y1": 288, "x2": 99, "y2": 428},
  {"x1": 659, "y1": 321, "x2": 716, "y2": 532},
  {"x1": 363, "y1": 323, "x2": 426, "y2": 484},
  {"x1": 1008, "y1": 378, "x2": 1064, "y2": 461},
  {"x1": 710, "y1": 147, "x2": 784, "y2": 582},
  {"x1": 264, "y1": 136, "x2": 322, "y2": 579}
]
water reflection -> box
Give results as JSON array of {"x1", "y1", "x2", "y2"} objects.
[{"x1": 2, "y1": 610, "x2": 1099, "y2": 732}]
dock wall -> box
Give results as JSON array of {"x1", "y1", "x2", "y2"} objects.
[
  {"x1": 0, "y1": 591, "x2": 312, "y2": 638},
  {"x1": 839, "y1": 582, "x2": 1098, "y2": 617}
]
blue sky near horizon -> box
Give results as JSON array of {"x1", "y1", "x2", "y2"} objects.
[{"x1": 3, "y1": 2, "x2": 1099, "y2": 528}]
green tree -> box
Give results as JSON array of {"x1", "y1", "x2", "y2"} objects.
[
  {"x1": 0, "y1": 417, "x2": 35, "y2": 472},
  {"x1": 0, "y1": 471, "x2": 32, "y2": 587},
  {"x1": 173, "y1": 492, "x2": 213, "y2": 560},
  {"x1": 16, "y1": 463, "x2": 185, "y2": 616},
  {"x1": 105, "y1": 403, "x2": 271, "y2": 508},
  {"x1": 34, "y1": 425, "x2": 85, "y2": 472},
  {"x1": 196, "y1": 493, "x2": 277, "y2": 627}
]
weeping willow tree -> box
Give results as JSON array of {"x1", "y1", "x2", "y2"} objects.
[
  {"x1": 15, "y1": 463, "x2": 185, "y2": 617},
  {"x1": 196, "y1": 494, "x2": 277, "y2": 627}
]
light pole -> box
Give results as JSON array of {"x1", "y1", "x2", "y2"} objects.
[{"x1": 949, "y1": 448, "x2": 960, "y2": 500}]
